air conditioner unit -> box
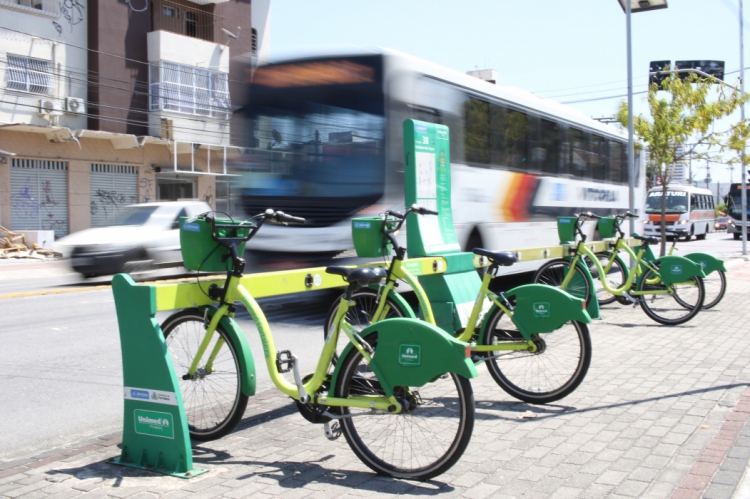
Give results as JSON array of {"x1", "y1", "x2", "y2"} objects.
[
  {"x1": 65, "y1": 97, "x2": 86, "y2": 114},
  {"x1": 38, "y1": 99, "x2": 63, "y2": 116}
]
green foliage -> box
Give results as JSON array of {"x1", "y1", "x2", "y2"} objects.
[
  {"x1": 618, "y1": 68, "x2": 748, "y2": 254},
  {"x1": 715, "y1": 202, "x2": 728, "y2": 216}
]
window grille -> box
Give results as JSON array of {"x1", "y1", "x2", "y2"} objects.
[
  {"x1": 149, "y1": 61, "x2": 231, "y2": 119},
  {"x1": 5, "y1": 55, "x2": 53, "y2": 95}
]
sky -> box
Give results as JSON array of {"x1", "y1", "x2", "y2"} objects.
[{"x1": 268, "y1": 0, "x2": 747, "y2": 185}]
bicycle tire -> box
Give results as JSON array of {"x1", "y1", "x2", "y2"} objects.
[
  {"x1": 323, "y1": 289, "x2": 408, "y2": 363},
  {"x1": 533, "y1": 258, "x2": 591, "y2": 305},
  {"x1": 584, "y1": 252, "x2": 627, "y2": 306},
  {"x1": 334, "y1": 332, "x2": 475, "y2": 481},
  {"x1": 161, "y1": 309, "x2": 248, "y2": 441},
  {"x1": 480, "y1": 307, "x2": 592, "y2": 404},
  {"x1": 701, "y1": 269, "x2": 726, "y2": 309},
  {"x1": 637, "y1": 268, "x2": 705, "y2": 325}
]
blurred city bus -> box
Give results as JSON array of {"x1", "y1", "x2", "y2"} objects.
[
  {"x1": 643, "y1": 185, "x2": 715, "y2": 241},
  {"x1": 727, "y1": 182, "x2": 750, "y2": 240},
  {"x1": 235, "y1": 48, "x2": 645, "y2": 271}
]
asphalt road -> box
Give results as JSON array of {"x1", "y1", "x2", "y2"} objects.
[{"x1": 0, "y1": 287, "x2": 340, "y2": 463}]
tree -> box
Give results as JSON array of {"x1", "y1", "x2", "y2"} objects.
[{"x1": 618, "y1": 69, "x2": 748, "y2": 255}]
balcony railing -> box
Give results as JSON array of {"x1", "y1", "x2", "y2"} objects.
[{"x1": 152, "y1": 0, "x2": 224, "y2": 43}]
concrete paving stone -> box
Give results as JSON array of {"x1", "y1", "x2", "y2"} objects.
[
  {"x1": 650, "y1": 442, "x2": 680, "y2": 458},
  {"x1": 613, "y1": 479, "x2": 650, "y2": 498},
  {"x1": 595, "y1": 469, "x2": 628, "y2": 487},
  {"x1": 457, "y1": 482, "x2": 503, "y2": 499},
  {"x1": 580, "y1": 459, "x2": 610, "y2": 476},
  {"x1": 2, "y1": 480, "x2": 53, "y2": 498},
  {"x1": 727, "y1": 445, "x2": 750, "y2": 459},
  {"x1": 593, "y1": 449, "x2": 624, "y2": 464},
  {"x1": 711, "y1": 468, "x2": 745, "y2": 486},
  {"x1": 579, "y1": 482, "x2": 616, "y2": 498},
  {"x1": 702, "y1": 482, "x2": 738, "y2": 499},
  {"x1": 549, "y1": 486, "x2": 585, "y2": 499}
]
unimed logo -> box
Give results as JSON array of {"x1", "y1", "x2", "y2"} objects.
[
  {"x1": 533, "y1": 302, "x2": 551, "y2": 318},
  {"x1": 399, "y1": 344, "x2": 421, "y2": 366},
  {"x1": 671, "y1": 265, "x2": 683, "y2": 274}
]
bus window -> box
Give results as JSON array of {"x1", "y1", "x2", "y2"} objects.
[
  {"x1": 691, "y1": 194, "x2": 698, "y2": 210},
  {"x1": 464, "y1": 97, "x2": 491, "y2": 165},
  {"x1": 526, "y1": 114, "x2": 543, "y2": 172},
  {"x1": 589, "y1": 134, "x2": 607, "y2": 181},
  {"x1": 569, "y1": 128, "x2": 587, "y2": 178},
  {"x1": 609, "y1": 141, "x2": 624, "y2": 183},
  {"x1": 539, "y1": 118, "x2": 559, "y2": 174},
  {"x1": 503, "y1": 108, "x2": 529, "y2": 170}
]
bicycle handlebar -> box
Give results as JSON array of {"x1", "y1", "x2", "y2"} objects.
[{"x1": 381, "y1": 204, "x2": 438, "y2": 254}]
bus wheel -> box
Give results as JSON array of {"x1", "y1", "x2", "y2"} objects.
[
  {"x1": 684, "y1": 227, "x2": 693, "y2": 241},
  {"x1": 735, "y1": 233, "x2": 741, "y2": 240},
  {"x1": 464, "y1": 227, "x2": 483, "y2": 253}
]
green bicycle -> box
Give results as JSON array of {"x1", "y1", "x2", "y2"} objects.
[
  {"x1": 534, "y1": 212, "x2": 706, "y2": 326},
  {"x1": 160, "y1": 210, "x2": 478, "y2": 480},
  {"x1": 587, "y1": 218, "x2": 727, "y2": 310},
  {"x1": 325, "y1": 206, "x2": 593, "y2": 405}
]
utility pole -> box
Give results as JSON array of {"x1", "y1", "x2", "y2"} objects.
[{"x1": 741, "y1": 0, "x2": 748, "y2": 254}]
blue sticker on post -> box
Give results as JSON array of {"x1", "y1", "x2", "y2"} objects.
[
  {"x1": 414, "y1": 123, "x2": 428, "y2": 134},
  {"x1": 353, "y1": 221, "x2": 372, "y2": 229},
  {"x1": 182, "y1": 222, "x2": 201, "y2": 232}
]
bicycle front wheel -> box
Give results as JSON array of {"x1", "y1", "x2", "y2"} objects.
[
  {"x1": 637, "y1": 269, "x2": 705, "y2": 325},
  {"x1": 701, "y1": 270, "x2": 726, "y2": 309},
  {"x1": 334, "y1": 332, "x2": 475, "y2": 481},
  {"x1": 480, "y1": 307, "x2": 592, "y2": 404},
  {"x1": 161, "y1": 309, "x2": 248, "y2": 441},
  {"x1": 533, "y1": 258, "x2": 591, "y2": 305},
  {"x1": 584, "y1": 252, "x2": 627, "y2": 306}
]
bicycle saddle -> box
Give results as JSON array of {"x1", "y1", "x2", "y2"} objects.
[
  {"x1": 633, "y1": 234, "x2": 660, "y2": 245},
  {"x1": 472, "y1": 248, "x2": 517, "y2": 267},
  {"x1": 326, "y1": 266, "x2": 387, "y2": 286}
]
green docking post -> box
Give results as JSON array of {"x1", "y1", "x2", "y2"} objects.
[{"x1": 109, "y1": 274, "x2": 207, "y2": 478}]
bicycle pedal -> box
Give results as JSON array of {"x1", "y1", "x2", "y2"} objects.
[
  {"x1": 324, "y1": 421, "x2": 341, "y2": 441},
  {"x1": 276, "y1": 350, "x2": 294, "y2": 373}
]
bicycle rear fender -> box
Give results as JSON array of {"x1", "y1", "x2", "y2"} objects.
[
  {"x1": 641, "y1": 255, "x2": 706, "y2": 287},
  {"x1": 502, "y1": 284, "x2": 591, "y2": 339},
  {"x1": 682, "y1": 253, "x2": 726, "y2": 275},
  {"x1": 330, "y1": 318, "x2": 477, "y2": 398},
  {"x1": 203, "y1": 307, "x2": 257, "y2": 397}
]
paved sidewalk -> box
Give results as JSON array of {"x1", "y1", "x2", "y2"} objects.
[{"x1": 1, "y1": 260, "x2": 750, "y2": 498}]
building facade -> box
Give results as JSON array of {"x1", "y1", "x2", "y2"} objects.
[{"x1": 0, "y1": 0, "x2": 269, "y2": 237}]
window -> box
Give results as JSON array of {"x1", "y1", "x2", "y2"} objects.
[
  {"x1": 463, "y1": 97, "x2": 491, "y2": 165},
  {"x1": 568, "y1": 128, "x2": 587, "y2": 178},
  {"x1": 589, "y1": 134, "x2": 607, "y2": 180},
  {"x1": 609, "y1": 141, "x2": 624, "y2": 183},
  {"x1": 5, "y1": 55, "x2": 53, "y2": 95},
  {"x1": 251, "y1": 28, "x2": 258, "y2": 55},
  {"x1": 150, "y1": 61, "x2": 231, "y2": 119},
  {"x1": 538, "y1": 118, "x2": 559, "y2": 174}
]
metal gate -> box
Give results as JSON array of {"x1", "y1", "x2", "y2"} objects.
[
  {"x1": 90, "y1": 164, "x2": 139, "y2": 227},
  {"x1": 10, "y1": 159, "x2": 69, "y2": 237}
]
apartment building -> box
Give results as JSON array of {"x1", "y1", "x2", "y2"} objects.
[{"x1": 0, "y1": 0, "x2": 269, "y2": 237}]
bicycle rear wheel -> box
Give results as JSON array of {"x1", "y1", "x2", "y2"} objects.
[
  {"x1": 480, "y1": 307, "x2": 591, "y2": 404},
  {"x1": 323, "y1": 289, "x2": 408, "y2": 362},
  {"x1": 161, "y1": 309, "x2": 248, "y2": 441},
  {"x1": 701, "y1": 270, "x2": 726, "y2": 309},
  {"x1": 334, "y1": 332, "x2": 475, "y2": 481},
  {"x1": 637, "y1": 269, "x2": 705, "y2": 325},
  {"x1": 533, "y1": 258, "x2": 591, "y2": 305}
]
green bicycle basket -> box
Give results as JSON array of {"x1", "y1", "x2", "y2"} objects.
[
  {"x1": 598, "y1": 216, "x2": 617, "y2": 239},
  {"x1": 557, "y1": 216, "x2": 578, "y2": 243},
  {"x1": 180, "y1": 217, "x2": 251, "y2": 272},
  {"x1": 352, "y1": 217, "x2": 393, "y2": 258}
]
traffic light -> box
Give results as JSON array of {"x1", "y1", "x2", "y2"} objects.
[
  {"x1": 649, "y1": 60, "x2": 671, "y2": 90},
  {"x1": 674, "y1": 60, "x2": 725, "y2": 82}
]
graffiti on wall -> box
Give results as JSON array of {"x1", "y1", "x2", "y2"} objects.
[
  {"x1": 90, "y1": 189, "x2": 138, "y2": 218},
  {"x1": 139, "y1": 177, "x2": 154, "y2": 203},
  {"x1": 11, "y1": 178, "x2": 40, "y2": 220},
  {"x1": 55, "y1": 0, "x2": 85, "y2": 34},
  {"x1": 40, "y1": 180, "x2": 67, "y2": 233}
]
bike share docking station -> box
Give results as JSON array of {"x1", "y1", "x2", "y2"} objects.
[{"x1": 109, "y1": 119, "x2": 641, "y2": 477}]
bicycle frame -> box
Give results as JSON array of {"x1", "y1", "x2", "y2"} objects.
[
  {"x1": 190, "y1": 273, "x2": 401, "y2": 413},
  {"x1": 367, "y1": 256, "x2": 538, "y2": 354}
]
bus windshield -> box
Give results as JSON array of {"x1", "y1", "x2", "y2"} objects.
[
  {"x1": 238, "y1": 56, "x2": 385, "y2": 227},
  {"x1": 645, "y1": 190, "x2": 689, "y2": 214},
  {"x1": 727, "y1": 190, "x2": 750, "y2": 217}
]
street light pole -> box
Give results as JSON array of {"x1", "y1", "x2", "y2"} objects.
[
  {"x1": 618, "y1": 0, "x2": 668, "y2": 233},
  {"x1": 741, "y1": 0, "x2": 748, "y2": 254},
  {"x1": 627, "y1": 0, "x2": 636, "y2": 235}
]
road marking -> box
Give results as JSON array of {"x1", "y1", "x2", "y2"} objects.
[{"x1": 0, "y1": 275, "x2": 217, "y2": 300}]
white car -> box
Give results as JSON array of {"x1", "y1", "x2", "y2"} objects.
[{"x1": 56, "y1": 201, "x2": 212, "y2": 277}]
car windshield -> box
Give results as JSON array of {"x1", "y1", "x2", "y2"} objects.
[
  {"x1": 645, "y1": 191, "x2": 689, "y2": 214},
  {"x1": 111, "y1": 206, "x2": 159, "y2": 226}
]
